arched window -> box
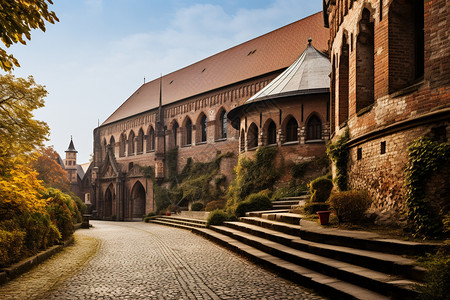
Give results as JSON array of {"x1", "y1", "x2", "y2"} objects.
[
  {"x1": 306, "y1": 115, "x2": 322, "y2": 141},
  {"x1": 146, "y1": 126, "x2": 155, "y2": 152},
  {"x1": 267, "y1": 120, "x2": 277, "y2": 145},
  {"x1": 119, "y1": 133, "x2": 126, "y2": 157},
  {"x1": 240, "y1": 129, "x2": 245, "y2": 152},
  {"x1": 109, "y1": 136, "x2": 115, "y2": 148},
  {"x1": 201, "y1": 114, "x2": 207, "y2": 142},
  {"x1": 285, "y1": 117, "x2": 298, "y2": 142},
  {"x1": 137, "y1": 128, "x2": 144, "y2": 154},
  {"x1": 339, "y1": 35, "x2": 349, "y2": 125},
  {"x1": 172, "y1": 121, "x2": 179, "y2": 147},
  {"x1": 128, "y1": 131, "x2": 135, "y2": 155},
  {"x1": 389, "y1": 0, "x2": 424, "y2": 92},
  {"x1": 219, "y1": 110, "x2": 227, "y2": 139},
  {"x1": 247, "y1": 123, "x2": 258, "y2": 149},
  {"x1": 356, "y1": 9, "x2": 374, "y2": 113},
  {"x1": 185, "y1": 118, "x2": 192, "y2": 145}
]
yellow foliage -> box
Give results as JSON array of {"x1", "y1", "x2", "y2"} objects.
[{"x1": 0, "y1": 161, "x2": 46, "y2": 217}]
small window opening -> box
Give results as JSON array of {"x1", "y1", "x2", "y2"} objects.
[
  {"x1": 380, "y1": 141, "x2": 386, "y2": 154},
  {"x1": 357, "y1": 148, "x2": 362, "y2": 160}
]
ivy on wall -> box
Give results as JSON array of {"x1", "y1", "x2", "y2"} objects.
[
  {"x1": 326, "y1": 130, "x2": 350, "y2": 191},
  {"x1": 405, "y1": 136, "x2": 450, "y2": 238},
  {"x1": 141, "y1": 151, "x2": 233, "y2": 213},
  {"x1": 227, "y1": 146, "x2": 281, "y2": 209}
]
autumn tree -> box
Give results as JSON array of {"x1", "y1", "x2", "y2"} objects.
[
  {"x1": 0, "y1": 74, "x2": 49, "y2": 167},
  {"x1": 32, "y1": 146, "x2": 70, "y2": 192},
  {"x1": 0, "y1": 74, "x2": 49, "y2": 217},
  {"x1": 0, "y1": 0, "x2": 59, "y2": 71}
]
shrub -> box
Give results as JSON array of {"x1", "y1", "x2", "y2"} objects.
[
  {"x1": 0, "y1": 229, "x2": 26, "y2": 267},
  {"x1": 71, "y1": 193, "x2": 87, "y2": 222},
  {"x1": 417, "y1": 247, "x2": 450, "y2": 299},
  {"x1": 235, "y1": 193, "x2": 272, "y2": 217},
  {"x1": 309, "y1": 177, "x2": 333, "y2": 203},
  {"x1": 207, "y1": 209, "x2": 228, "y2": 226},
  {"x1": 271, "y1": 185, "x2": 307, "y2": 201},
  {"x1": 47, "y1": 197, "x2": 73, "y2": 240},
  {"x1": 327, "y1": 191, "x2": 371, "y2": 223},
  {"x1": 167, "y1": 204, "x2": 181, "y2": 213},
  {"x1": 190, "y1": 202, "x2": 204, "y2": 211},
  {"x1": 205, "y1": 199, "x2": 226, "y2": 211},
  {"x1": 303, "y1": 202, "x2": 330, "y2": 215}
]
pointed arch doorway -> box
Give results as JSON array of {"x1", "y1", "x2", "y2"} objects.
[{"x1": 131, "y1": 181, "x2": 146, "y2": 219}]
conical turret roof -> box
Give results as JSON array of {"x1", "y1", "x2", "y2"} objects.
[
  {"x1": 246, "y1": 40, "x2": 330, "y2": 103},
  {"x1": 65, "y1": 137, "x2": 78, "y2": 153}
]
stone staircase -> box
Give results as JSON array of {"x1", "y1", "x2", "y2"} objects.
[
  {"x1": 271, "y1": 194, "x2": 310, "y2": 210},
  {"x1": 148, "y1": 212, "x2": 439, "y2": 299}
]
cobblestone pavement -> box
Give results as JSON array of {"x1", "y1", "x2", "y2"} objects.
[{"x1": 1, "y1": 221, "x2": 325, "y2": 300}]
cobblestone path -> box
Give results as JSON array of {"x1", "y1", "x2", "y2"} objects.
[{"x1": 1, "y1": 221, "x2": 324, "y2": 300}]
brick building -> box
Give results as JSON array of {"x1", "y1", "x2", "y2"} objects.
[
  {"x1": 90, "y1": 12, "x2": 329, "y2": 220},
  {"x1": 228, "y1": 40, "x2": 331, "y2": 181},
  {"x1": 323, "y1": 0, "x2": 450, "y2": 223}
]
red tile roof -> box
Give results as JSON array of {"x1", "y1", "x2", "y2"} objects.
[{"x1": 102, "y1": 12, "x2": 328, "y2": 125}]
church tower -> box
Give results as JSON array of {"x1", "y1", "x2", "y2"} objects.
[{"x1": 65, "y1": 137, "x2": 78, "y2": 184}]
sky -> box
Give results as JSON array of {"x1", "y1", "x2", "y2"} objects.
[{"x1": 4, "y1": 0, "x2": 323, "y2": 163}]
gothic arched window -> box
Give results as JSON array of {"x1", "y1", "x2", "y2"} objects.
[
  {"x1": 285, "y1": 117, "x2": 298, "y2": 142},
  {"x1": 306, "y1": 115, "x2": 322, "y2": 141}
]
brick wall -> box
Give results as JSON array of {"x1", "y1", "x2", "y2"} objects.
[{"x1": 326, "y1": 0, "x2": 450, "y2": 223}]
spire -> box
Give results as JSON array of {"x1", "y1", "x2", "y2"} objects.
[{"x1": 66, "y1": 136, "x2": 78, "y2": 153}]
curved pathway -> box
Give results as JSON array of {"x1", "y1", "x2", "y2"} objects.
[{"x1": 1, "y1": 221, "x2": 324, "y2": 299}]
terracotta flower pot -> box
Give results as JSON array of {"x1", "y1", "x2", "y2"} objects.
[
  {"x1": 166, "y1": 212, "x2": 171, "y2": 216},
  {"x1": 317, "y1": 210, "x2": 331, "y2": 225}
]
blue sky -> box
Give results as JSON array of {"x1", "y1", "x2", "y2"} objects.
[{"x1": 4, "y1": 0, "x2": 323, "y2": 163}]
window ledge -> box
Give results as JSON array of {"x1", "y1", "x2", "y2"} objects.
[
  {"x1": 196, "y1": 141, "x2": 207, "y2": 145},
  {"x1": 137, "y1": 151, "x2": 143, "y2": 155},
  {"x1": 305, "y1": 139, "x2": 325, "y2": 144},
  {"x1": 390, "y1": 79, "x2": 424, "y2": 98},
  {"x1": 356, "y1": 104, "x2": 373, "y2": 117},
  {"x1": 339, "y1": 121, "x2": 348, "y2": 130},
  {"x1": 282, "y1": 141, "x2": 299, "y2": 146},
  {"x1": 215, "y1": 138, "x2": 227, "y2": 142},
  {"x1": 247, "y1": 147, "x2": 258, "y2": 151},
  {"x1": 146, "y1": 150, "x2": 155, "y2": 153},
  {"x1": 180, "y1": 144, "x2": 192, "y2": 148},
  {"x1": 266, "y1": 143, "x2": 277, "y2": 147}
]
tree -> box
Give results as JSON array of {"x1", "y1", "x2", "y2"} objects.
[
  {"x1": 32, "y1": 146, "x2": 70, "y2": 192},
  {"x1": 0, "y1": 74, "x2": 49, "y2": 174},
  {"x1": 0, "y1": 74, "x2": 49, "y2": 218},
  {"x1": 0, "y1": 0, "x2": 59, "y2": 71}
]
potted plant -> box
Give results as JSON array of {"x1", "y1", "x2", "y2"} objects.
[{"x1": 317, "y1": 210, "x2": 331, "y2": 225}]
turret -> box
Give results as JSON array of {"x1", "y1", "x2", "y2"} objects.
[{"x1": 65, "y1": 137, "x2": 78, "y2": 183}]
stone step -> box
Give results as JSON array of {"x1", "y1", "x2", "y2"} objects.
[
  {"x1": 246, "y1": 209, "x2": 289, "y2": 217},
  {"x1": 241, "y1": 216, "x2": 439, "y2": 256},
  {"x1": 149, "y1": 217, "x2": 206, "y2": 229},
  {"x1": 159, "y1": 216, "x2": 207, "y2": 226},
  {"x1": 225, "y1": 221, "x2": 426, "y2": 282},
  {"x1": 261, "y1": 212, "x2": 303, "y2": 225},
  {"x1": 272, "y1": 200, "x2": 301, "y2": 205},
  {"x1": 192, "y1": 226, "x2": 389, "y2": 300},
  {"x1": 272, "y1": 205, "x2": 295, "y2": 209},
  {"x1": 241, "y1": 216, "x2": 302, "y2": 236},
  {"x1": 212, "y1": 225, "x2": 419, "y2": 299}
]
